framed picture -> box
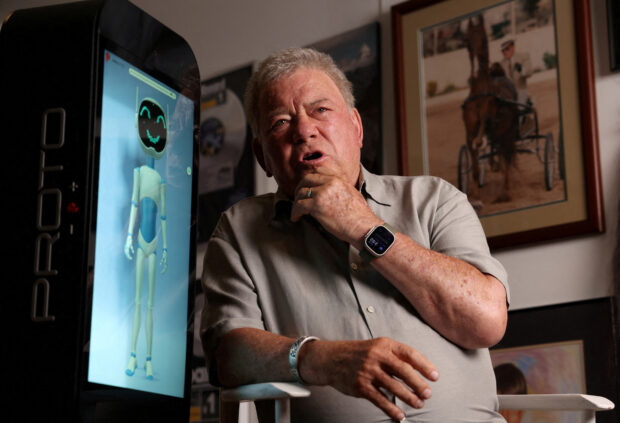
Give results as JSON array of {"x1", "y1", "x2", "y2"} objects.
[
  {"x1": 491, "y1": 298, "x2": 618, "y2": 423},
  {"x1": 197, "y1": 65, "x2": 255, "y2": 244},
  {"x1": 492, "y1": 340, "x2": 586, "y2": 422},
  {"x1": 392, "y1": 0, "x2": 604, "y2": 249}
]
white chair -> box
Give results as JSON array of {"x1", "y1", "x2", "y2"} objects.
[
  {"x1": 219, "y1": 383, "x2": 310, "y2": 423},
  {"x1": 498, "y1": 394, "x2": 615, "y2": 423},
  {"x1": 220, "y1": 383, "x2": 615, "y2": 423}
]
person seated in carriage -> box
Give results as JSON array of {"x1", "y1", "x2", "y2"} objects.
[
  {"x1": 493, "y1": 39, "x2": 534, "y2": 135},
  {"x1": 498, "y1": 39, "x2": 533, "y2": 106}
]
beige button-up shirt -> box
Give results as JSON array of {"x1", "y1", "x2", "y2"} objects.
[{"x1": 201, "y1": 168, "x2": 508, "y2": 422}]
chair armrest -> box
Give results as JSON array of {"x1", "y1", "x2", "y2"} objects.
[
  {"x1": 498, "y1": 394, "x2": 615, "y2": 411},
  {"x1": 220, "y1": 382, "x2": 311, "y2": 403}
]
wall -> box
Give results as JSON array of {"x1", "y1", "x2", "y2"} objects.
[{"x1": 2, "y1": 0, "x2": 616, "y2": 312}]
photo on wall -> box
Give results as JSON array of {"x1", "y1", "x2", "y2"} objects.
[
  {"x1": 491, "y1": 341, "x2": 586, "y2": 423},
  {"x1": 197, "y1": 65, "x2": 255, "y2": 243},
  {"x1": 490, "y1": 298, "x2": 618, "y2": 423},
  {"x1": 393, "y1": 0, "x2": 603, "y2": 248},
  {"x1": 418, "y1": 0, "x2": 563, "y2": 217}
]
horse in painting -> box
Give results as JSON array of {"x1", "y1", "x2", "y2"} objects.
[{"x1": 462, "y1": 14, "x2": 519, "y2": 209}]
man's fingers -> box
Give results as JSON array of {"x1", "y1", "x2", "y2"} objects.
[
  {"x1": 365, "y1": 340, "x2": 437, "y2": 407},
  {"x1": 375, "y1": 370, "x2": 426, "y2": 411},
  {"x1": 362, "y1": 382, "x2": 408, "y2": 422},
  {"x1": 323, "y1": 339, "x2": 438, "y2": 421},
  {"x1": 394, "y1": 343, "x2": 439, "y2": 382}
]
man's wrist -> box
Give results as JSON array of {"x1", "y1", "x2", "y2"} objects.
[{"x1": 289, "y1": 336, "x2": 319, "y2": 384}]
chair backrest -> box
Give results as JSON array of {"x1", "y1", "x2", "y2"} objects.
[{"x1": 221, "y1": 383, "x2": 615, "y2": 423}]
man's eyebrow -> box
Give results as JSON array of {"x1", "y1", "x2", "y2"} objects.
[
  {"x1": 308, "y1": 98, "x2": 331, "y2": 108},
  {"x1": 265, "y1": 106, "x2": 290, "y2": 122},
  {"x1": 265, "y1": 98, "x2": 333, "y2": 120}
]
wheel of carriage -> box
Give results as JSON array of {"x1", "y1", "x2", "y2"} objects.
[
  {"x1": 457, "y1": 144, "x2": 470, "y2": 194},
  {"x1": 544, "y1": 132, "x2": 555, "y2": 190}
]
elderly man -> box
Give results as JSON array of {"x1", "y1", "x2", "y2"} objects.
[{"x1": 201, "y1": 47, "x2": 509, "y2": 422}]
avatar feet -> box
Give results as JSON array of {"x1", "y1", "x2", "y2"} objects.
[
  {"x1": 145, "y1": 357, "x2": 153, "y2": 380},
  {"x1": 125, "y1": 352, "x2": 137, "y2": 376}
]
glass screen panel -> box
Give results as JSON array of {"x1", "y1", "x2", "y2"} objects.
[{"x1": 88, "y1": 49, "x2": 194, "y2": 398}]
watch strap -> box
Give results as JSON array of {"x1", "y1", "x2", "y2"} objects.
[{"x1": 359, "y1": 247, "x2": 375, "y2": 263}]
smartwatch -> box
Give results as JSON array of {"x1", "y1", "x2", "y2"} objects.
[{"x1": 360, "y1": 223, "x2": 396, "y2": 261}]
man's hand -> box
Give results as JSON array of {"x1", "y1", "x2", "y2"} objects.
[
  {"x1": 291, "y1": 168, "x2": 380, "y2": 247},
  {"x1": 299, "y1": 337, "x2": 439, "y2": 422},
  {"x1": 215, "y1": 329, "x2": 438, "y2": 421}
]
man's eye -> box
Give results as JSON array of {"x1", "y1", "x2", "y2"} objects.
[
  {"x1": 271, "y1": 119, "x2": 287, "y2": 129},
  {"x1": 316, "y1": 106, "x2": 327, "y2": 113}
]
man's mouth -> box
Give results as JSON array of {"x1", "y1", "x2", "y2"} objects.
[{"x1": 303, "y1": 151, "x2": 322, "y2": 161}]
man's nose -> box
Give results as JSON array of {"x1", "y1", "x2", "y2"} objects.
[{"x1": 292, "y1": 114, "x2": 317, "y2": 143}]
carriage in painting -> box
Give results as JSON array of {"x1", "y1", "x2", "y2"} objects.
[
  {"x1": 456, "y1": 98, "x2": 559, "y2": 196},
  {"x1": 456, "y1": 13, "x2": 562, "y2": 205}
]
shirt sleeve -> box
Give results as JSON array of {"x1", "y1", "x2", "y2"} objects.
[
  {"x1": 200, "y1": 216, "x2": 266, "y2": 385},
  {"x1": 430, "y1": 179, "x2": 510, "y2": 304}
]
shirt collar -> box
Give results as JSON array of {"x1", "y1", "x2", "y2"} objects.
[{"x1": 360, "y1": 166, "x2": 392, "y2": 207}]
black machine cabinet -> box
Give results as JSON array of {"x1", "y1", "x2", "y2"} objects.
[{"x1": 1, "y1": 0, "x2": 199, "y2": 420}]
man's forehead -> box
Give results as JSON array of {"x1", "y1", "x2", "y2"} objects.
[
  {"x1": 264, "y1": 68, "x2": 339, "y2": 97},
  {"x1": 259, "y1": 70, "x2": 343, "y2": 113}
]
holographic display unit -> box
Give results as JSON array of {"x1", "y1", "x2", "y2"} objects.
[{"x1": 1, "y1": 0, "x2": 199, "y2": 420}]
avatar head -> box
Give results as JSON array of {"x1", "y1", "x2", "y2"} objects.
[{"x1": 137, "y1": 98, "x2": 167, "y2": 159}]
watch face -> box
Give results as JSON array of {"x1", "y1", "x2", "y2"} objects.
[{"x1": 366, "y1": 226, "x2": 395, "y2": 256}]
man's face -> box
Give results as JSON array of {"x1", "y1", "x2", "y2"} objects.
[
  {"x1": 253, "y1": 67, "x2": 363, "y2": 197},
  {"x1": 502, "y1": 44, "x2": 515, "y2": 60}
]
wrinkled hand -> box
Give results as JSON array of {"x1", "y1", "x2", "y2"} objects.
[
  {"x1": 291, "y1": 169, "x2": 381, "y2": 246},
  {"x1": 302, "y1": 337, "x2": 439, "y2": 421},
  {"x1": 124, "y1": 235, "x2": 134, "y2": 260}
]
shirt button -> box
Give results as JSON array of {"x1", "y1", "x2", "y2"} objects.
[
  {"x1": 351, "y1": 263, "x2": 358, "y2": 271},
  {"x1": 366, "y1": 306, "x2": 375, "y2": 313}
]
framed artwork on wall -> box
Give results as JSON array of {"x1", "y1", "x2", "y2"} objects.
[
  {"x1": 196, "y1": 65, "x2": 255, "y2": 244},
  {"x1": 492, "y1": 340, "x2": 587, "y2": 422},
  {"x1": 392, "y1": 0, "x2": 604, "y2": 249},
  {"x1": 491, "y1": 298, "x2": 618, "y2": 423}
]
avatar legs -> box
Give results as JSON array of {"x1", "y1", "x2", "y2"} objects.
[
  {"x1": 145, "y1": 253, "x2": 156, "y2": 380},
  {"x1": 126, "y1": 248, "x2": 145, "y2": 376}
]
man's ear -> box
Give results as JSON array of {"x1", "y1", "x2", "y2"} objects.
[
  {"x1": 351, "y1": 107, "x2": 364, "y2": 148},
  {"x1": 252, "y1": 137, "x2": 272, "y2": 177}
]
